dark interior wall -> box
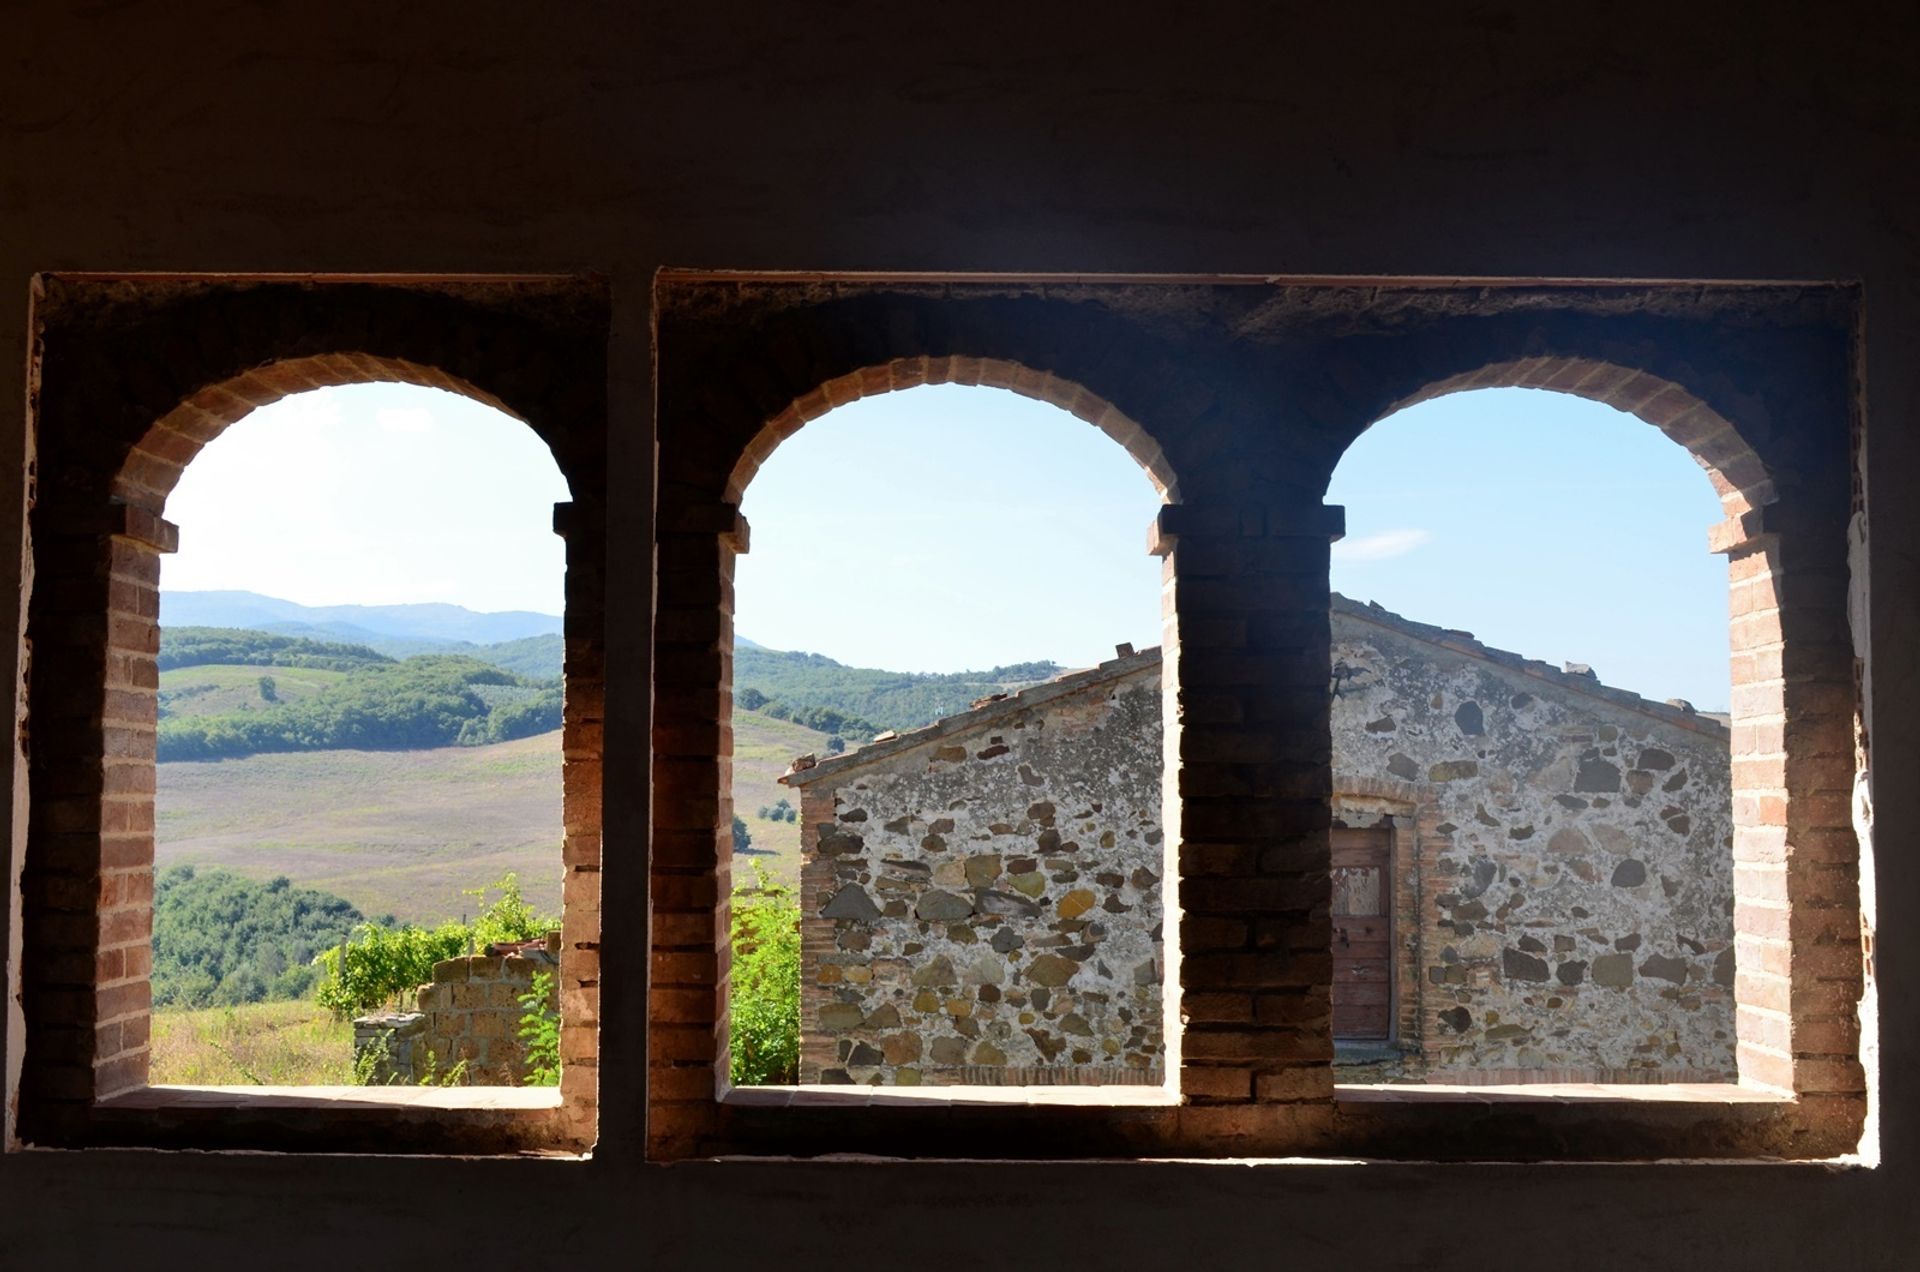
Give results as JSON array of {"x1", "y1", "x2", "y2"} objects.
[{"x1": 1, "y1": 3, "x2": 1913, "y2": 1268}]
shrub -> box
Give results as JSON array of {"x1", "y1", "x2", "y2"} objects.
[
  {"x1": 517, "y1": 970, "x2": 561, "y2": 1086},
  {"x1": 728, "y1": 864, "x2": 800, "y2": 1085},
  {"x1": 313, "y1": 872, "x2": 557, "y2": 1017}
]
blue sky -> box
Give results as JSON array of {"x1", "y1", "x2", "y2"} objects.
[
  {"x1": 163, "y1": 383, "x2": 572, "y2": 614},
  {"x1": 164, "y1": 380, "x2": 1731, "y2": 709}
]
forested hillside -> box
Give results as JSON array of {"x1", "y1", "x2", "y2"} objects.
[
  {"x1": 161, "y1": 627, "x2": 394, "y2": 673},
  {"x1": 733, "y1": 647, "x2": 1063, "y2": 735},
  {"x1": 158, "y1": 629, "x2": 561, "y2": 761},
  {"x1": 152, "y1": 865, "x2": 364, "y2": 1006}
]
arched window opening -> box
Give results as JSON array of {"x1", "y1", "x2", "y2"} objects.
[
  {"x1": 1324, "y1": 386, "x2": 1736, "y2": 1088},
  {"x1": 723, "y1": 382, "x2": 1171, "y2": 1091},
  {"x1": 148, "y1": 383, "x2": 571, "y2": 1089}
]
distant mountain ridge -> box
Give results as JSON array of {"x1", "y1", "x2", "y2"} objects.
[
  {"x1": 161, "y1": 591, "x2": 1064, "y2": 734},
  {"x1": 163, "y1": 591, "x2": 566, "y2": 677},
  {"x1": 162, "y1": 590, "x2": 562, "y2": 645}
]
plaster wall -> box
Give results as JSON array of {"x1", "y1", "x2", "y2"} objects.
[{"x1": 0, "y1": 3, "x2": 1913, "y2": 1269}]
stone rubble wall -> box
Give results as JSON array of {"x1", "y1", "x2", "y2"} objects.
[
  {"x1": 355, "y1": 933, "x2": 562, "y2": 1085},
  {"x1": 795, "y1": 666, "x2": 1165, "y2": 1085},
  {"x1": 793, "y1": 607, "x2": 1734, "y2": 1087},
  {"x1": 1330, "y1": 613, "x2": 1736, "y2": 1079}
]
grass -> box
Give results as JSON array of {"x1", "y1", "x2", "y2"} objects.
[
  {"x1": 730, "y1": 708, "x2": 831, "y2": 878},
  {"x1": 158, "y1": 663, "x2": 349, "y2": 718},
  {"x1": 153, "y1": 711, "x2": 827, "y2": 925},
  {"x1": 149, "y1": 998, "x2": 355, "y2": 1086},
  {"x1": 158, "y1": 729, "x2": 565, "y2": 924}
]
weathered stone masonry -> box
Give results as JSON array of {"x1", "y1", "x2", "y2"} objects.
[
  {"x1": 1328, "y1": 596, "x2": 1733, "y2": 1082},
  {"x1": 787, "y1": 599, "x2": 1733, "y2": 1086},
  {"x1": 785, "y1": 650, "x2": 1165, "y2": 1085},
  {"x1": 353, "y1": 935, "x2": 562, "y2": 1086}
]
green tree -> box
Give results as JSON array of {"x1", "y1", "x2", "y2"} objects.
[{"x1": 151, "y1": 865, "x2": 363, "y2": 1008}]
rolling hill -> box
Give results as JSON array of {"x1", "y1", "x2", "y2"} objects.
[
  {"x1": 162, "y1": 591, "x2": 567, "y2": 677},
  {"x1": 732, "y1": 646, "x2": 1063, "y2": 734},
  {"x1": 157, "y1": 708, "x2": 827, "y2": 923},
  {"x1": 150, "y1": 602, "x2": 1057, "y2": 921}
]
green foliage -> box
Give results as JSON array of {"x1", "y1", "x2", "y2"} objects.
[
  {"x1": 152, "y1": 865, "x2": 364, "y2": 1008},
  {"x1": 315, "y1": 922, "x2": 467, "y2": 1018},
  {"x1": 313, "y1": 872, "x2": 557, "y2": 1017},
  {"x1": 758, "y1": 798, "x2": 793, "y2": 822},
  {"x1": 732, "y1": 814, "x2": 752, "y2": 854},
  {"x1": 353, "y1": 1027, "x2": 471, "y2": 1087},
  {"x1": 758, "y1": 699, "x2": 881, "y2": 740},
  {"x1": 517, "y1": 970, "x2": 561, "y2": 1086},
  {"x1": 256, "y1": 675, "x2": 278, "y2": 702},
  {"x1": 351, "y1": 1027, "x2": 392, "y2": 1085},
  {"x1": 735, "y1": 645, "x2": 1062, "y2": 735},
  {"x1": 158, "y1": 652, "x2": 561, "y2": 761},
  {"x1": 466, "y1": 633, "x2": 564, "y2": 680},
  {"x1": 729, "y1": 864, "x2": 800, "y2": 1086},
  {"x1": 462, "y1": 871, "x2": 553, "y2": 949},
  {"x1": 160, "y1": 626, "x2": 394, "y2": 672}
]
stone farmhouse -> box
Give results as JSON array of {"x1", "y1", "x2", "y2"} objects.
[{"x1": 785, "y1": 595, "x2": 1733, "y2": 1087}]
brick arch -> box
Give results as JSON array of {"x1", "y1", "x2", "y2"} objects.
[
  {"x1": 652, "y1": 301, "x2": 1214, "y2": 1157},
  {"x1": 19, "y1": 277, "x2": 608, "y2": 1151},
  {"x1": 1366, "y1": 356, "x2": 1774, "y2": 517},
  {"x1": 725, "y1": 356, "x2": 1179, "y2": 505},
  {"x1": 1340, "y1": 354, "x2": 1853, "y2": 1104},
  {"x1": 113, "y1": 352, "x2": 567, "y2": 512}
]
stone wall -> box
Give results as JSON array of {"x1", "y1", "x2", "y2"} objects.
[
  {"x1": 366, "y1": 935, "x2": 561, "y2": 1085},
  {"x1": 1328, "y1": 599, "x2": 1735, "y2": 1080},
  {"x1": 791, "y1": 605, "x2": 1733, "y2": 1086},
  {"x1": 791, "y1": 651, "x2": 1165, "y2": 1085}
]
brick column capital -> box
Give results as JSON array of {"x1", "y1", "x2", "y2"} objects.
[
  {"x1": 39, "y1": 499, "x2": 179, "y2": 554},
  {"x1": 664, "y1": 500, "x2": 750, "y2": 554},
  {"x1": 1149, "y1": 501, "x2": 1344, "y2": 556}
]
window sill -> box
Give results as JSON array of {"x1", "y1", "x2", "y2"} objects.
[
  {"x1": 106, "y1": 1084, "x2": 563, "y2": 1112},
  {"x1": 72, "y1": 1084, "x2": 581, "y2": 1155},
  {"x1": 722, "y1": 1083, "x2": 1180, "y2": 1109},
  {"x1": 1334, "y1": 1081, "x2": 1790, "y2": 1106}
]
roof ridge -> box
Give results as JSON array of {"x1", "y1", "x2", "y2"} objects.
[
  {"x1": 781, "y1": 645, "x2": 1162, "y2": 784},
  {"x1": 1329, "y1": 593, "x2": 1726, "y2": 737}
]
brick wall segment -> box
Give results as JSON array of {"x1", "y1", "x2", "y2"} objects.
[{"x1": 18, "y1": 277, "x2": 608, "y2": 1151}]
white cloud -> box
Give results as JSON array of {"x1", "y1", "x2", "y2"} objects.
[{"x1": 1332, "y1": 528, "x2": 1432, "y2": 562}]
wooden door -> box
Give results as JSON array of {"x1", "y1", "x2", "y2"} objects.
[{"x1": 1331, "y1": 826, "x2": 1392, "y2": 1040}]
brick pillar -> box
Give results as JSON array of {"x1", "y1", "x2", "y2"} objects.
[
  {"x1": 1715, "y1": 499, "x2": 1864, "y2": 1104},
  {"x1": 554, "y1": 500, "x2": 605, "y2": 1140},
  {"x1": 795, "y1": 783, "x2": 836, "y2": 1083},
  {"x1": 648, "y1": 502, "x2": 747, "y2": 1155},
  {"x1": 1152, "y1": 500, "x2": 1344, "y2": 1109},
  {"x1": 21, "y1": 500, "x2": 173, "y2": 1141}
]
